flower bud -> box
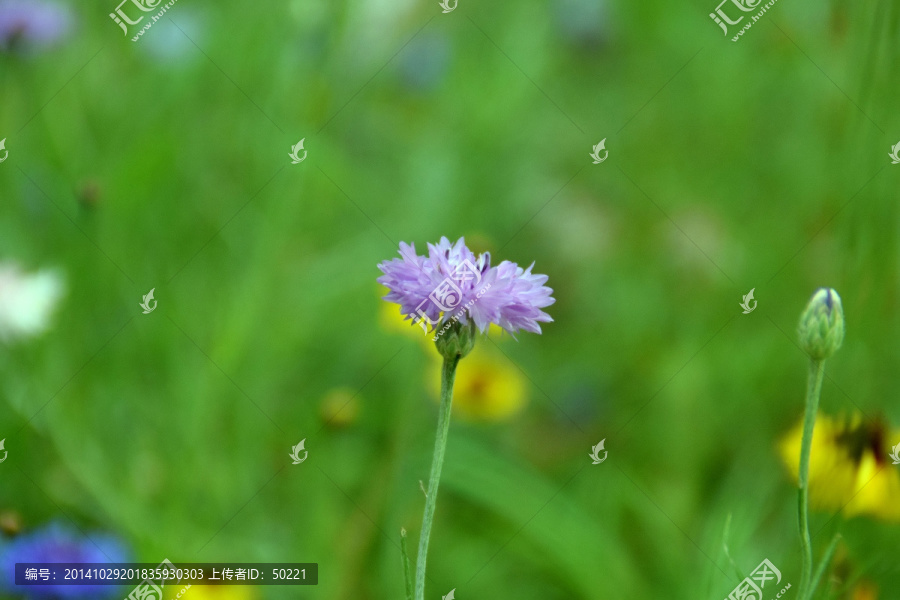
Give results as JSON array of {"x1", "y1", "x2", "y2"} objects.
[
  {"x1": 434, "y1": 318, "x2": 476, "y2": 360},
  {"x1": 798, "y1": 288, "x2": 844, "y2": 360}
]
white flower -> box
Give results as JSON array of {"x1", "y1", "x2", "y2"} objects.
[{"x1": 0, "y1": 264, "x2": 64, "y2": 342}]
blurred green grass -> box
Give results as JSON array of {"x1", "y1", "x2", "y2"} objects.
[{"x1": 2, "y1": 0, "x2": 900, "y2": 598}]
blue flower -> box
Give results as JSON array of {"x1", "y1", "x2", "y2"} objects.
[
  {"x1": 377, "y1": 237, "x2": 555, "y2": 335},
  {"x1": 0, "y1": 523, "x2": 130, "y2": 599},
  {"x1": 0, "y1": 0, "x2": 71, "y2": 53}
]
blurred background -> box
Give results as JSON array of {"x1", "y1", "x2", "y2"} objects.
[{"x1": 1, "y1": 0, "x2": 899, "y2": 598}]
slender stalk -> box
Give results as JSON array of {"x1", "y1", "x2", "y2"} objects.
[
  {"x1": 414, "y1": 355, "x2": 460, "y2": 600},
  {"x1": 798, "y1": 358, "x2": 825, "y2": 600},
  {"x1": 400, "y1": 528, "x2": 413, "y2": 600},
  {"x1": 722, "y1": 513, "x2": 745, "y2": 582},
  {"x1": 808, "y1": 533, "x2": 840, "y2": 599}
]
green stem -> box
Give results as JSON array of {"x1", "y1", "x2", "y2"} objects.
[
  {"x1": 721, "y1": 513, "x2": 745, "y2": 582},
  {"x1": 401, "y1": 528, "x2": 413, "y2": 600},
  {"x1": 808, "y1": 533, "x2": 840, "y2": 599},
  {"x1": 798, "y1": 358, "x2": 825, "y2": 600},
  {"x1": 414, "y1": 355, "x2": 460, "y2": 600}
]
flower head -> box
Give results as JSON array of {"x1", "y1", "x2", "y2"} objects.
[
  {"x1": 0, "y1": 523, "x2": 130, "y2": 599},
  {"x1": 377, "y1": 237, "x2": 554, "y2": 336},
  {"x1": 798, "y1": 287, "x2": 844, "y2": 360},
  {"x1": 0, "y1": 0, "x2": 71, "y2": 52},
  {"x1": 779, "y1": 413, "x2": 900, "y2": 521}
]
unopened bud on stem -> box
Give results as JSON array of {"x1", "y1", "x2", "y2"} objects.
[
  {"x1": 434, "y1": 319, "x2": 476, "y2": 360},
  {"x1": 798, "y1": 288, "x2": 844, "y2": 360}
]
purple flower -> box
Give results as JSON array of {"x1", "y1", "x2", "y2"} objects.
[
  {"x1": 377, "y1": 236, "x2": 555, "y2": 335},
  {"x1": 0, "y1": 0, "x2": 71, "y2": 52},
  {"x1": 0, "y1": 522, "x2": 130, "y2": 599}
]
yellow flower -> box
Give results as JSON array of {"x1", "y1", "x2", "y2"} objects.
[
  {"x1": 428, "y1": 343, "x2": 526, "y2": 421},
  {"x1": 779, "y1": 413, "x2": 900, "y2": 521},
  {"x1": 165, "y1": 585, "x2": 255, "y2": 600}
]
